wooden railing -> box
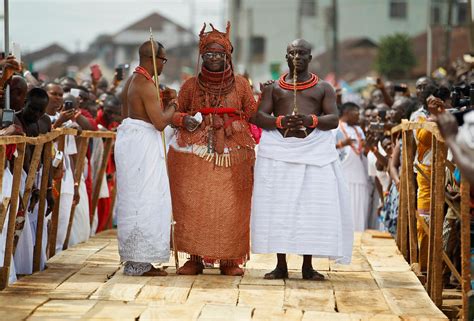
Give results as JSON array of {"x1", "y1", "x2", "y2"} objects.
[
  {"x1": 392, "y1": 120, "x2": 471, "y2": 320},
  {"x1": 0, "y1": 128, "x2": 116, "y2": 290}
]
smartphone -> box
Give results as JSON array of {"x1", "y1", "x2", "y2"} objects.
[
  {"x1": 90, "y1": 64, "x2": 102, "y2": 81},
  {"x1": 11, "y1": 42, "x2": 21, "y2": 64},
  {"x1": 115, "y1": 67, "x2": 124, "y2": 81},
  {"x1": 394, "y1": 84, "x2": 408, "y2": 92},
  {"x1": 2, "y1": 109, "x2": 15, "y2": 127},
  {"x1": 64, "y1": 101, "x2": 74, "y2": 111}
]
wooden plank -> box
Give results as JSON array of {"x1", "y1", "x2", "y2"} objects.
[
  {"x1": 28, "y1": 299, "x2": 98, "y2": 320},
  {"x1": 79, "y1": 130, "x2": 116, "y2": 139},
  {"x1": 330, "y1": 248, "x2": 371, "y2": 272},
  {"x1": 361, "y1": 246, "x2": 410, "y2": 272},
  {"x1": 187, "y1": 275, "x2": 240, "y2": 305},
  {"x1": 197, "y1": 304, "x2": 252, "y2": 321},
  {"x1": 371, "y1": 271, "x2": 447, "y2": 319},
  {"x1": 0, "y1": 294, "x2": 48, "y2": 321},
  {"x1": 238, "y1": 284, "x2": 284, "y2": 308},
  {"x1": 252, "y1": 308, "x2": 303, "y2": 321},
  {"x1": 139, "y1": 303, "x2": 204, "y2": 321},
  {"x1": 240, "y1": 268, "x2": 285, "y2": 287},
  {"x1": 81, "y1": 301, "x2": 147, "y2": 321},
  {"x1": 83, "y1": 242, "x2": 120, "y2": 265},
  {"x1": 33, "y1": 141, "x2": 52, "y2": 272},
  {"x1": 49, "y1": 134, "x2": 66, "y2": 258},
  {"x1": 90, "y1": 138, "x2": 113, "y2": 227},
  {"x1": 329, "y1": 272, "x2": 392, "y2": 314},
  {"x1": 89, "y1": 267, "x2": 150, "y2": 301},
  {"x1": 47, "y1": 240, "x2": 110, "y2": 267},
  {"x1": 4, "y1": 267, "x2": 77, "y2": 296},
  {"x1": 50, "y1": 264, "x2": 120, "y2": 299},
  {"x1": 398, "y1": 137, "x2": 408, "y2": 259},
  {"x1": 0, "y1": 142, "x2": 25, "y2": 290},
  {"x1": 302, "y1": 311, "x2": 401, "y2": 321},
  {"x1": 361, "y1": 231, "x2": 396, "y2": 247},
  {"x1": 284, "y1": 275, "x2": 335, "y2": 312},
  {"x1": 135, "y1": 275, "x2": 195, "y2": 303}
]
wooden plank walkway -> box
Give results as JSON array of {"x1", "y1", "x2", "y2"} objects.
[{"x1": 0, "y1": 230, "x2": 448, "y2": 320}]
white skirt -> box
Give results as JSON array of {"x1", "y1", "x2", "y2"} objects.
[
  {"x1": 115, "y1": 118, "x2": 171, "y2": 263},
  {"x1": 251, "y1": 157, "x2": 353, "y2": 264}
]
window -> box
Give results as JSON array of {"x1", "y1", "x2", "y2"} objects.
[
  {"x1": 300, "y1": 0, "x2": 317, "y2": 17},
  {"x1": 431, "y1": 5, "x2": 441, "y2": 25},
  {"x1": 457, "y1": 2, "x2": 468, "y2": 25},
  {"x1": 250, "y1": 36, "x2": 265, "y2": 63},
  {"x1": 389, "y1": 0, "x2": 407, "y2": 19}
]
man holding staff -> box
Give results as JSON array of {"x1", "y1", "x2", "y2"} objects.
[
  {"x1": 251, "y1": 39, "x2": 353, "y2": 280},
  {"x1": 115, "y1": 39, "x2": 175, "y2": 276}
]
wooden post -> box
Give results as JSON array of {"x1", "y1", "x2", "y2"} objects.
[
  {"x1": 33, "y1": 141, "x2": 52, "y2": 272},
  {"x1": 460, "y1": 178, "x2": 471, "y2": 320},
  {"x1": 427, "y1": 135, "x2": 437, "y2": 296},
  {"x1": 430, "y1": 139, "x2": 447, "y2": 307},
  {"x1": 62, "y1": 136, "x2": 89, "y2": 250},
  {"x1": 48, "y1": 135, "x2": 65, "y2": 258},
  {"x1": 403, "y1": 131, "x2": 419, "y2": 264},
  {"x1": 90, "y1": 138, "x2": 113, "y2": 228},
  {"x1": 398, "y1": 128, "x2": 408, "y2": 260},
  {"x1": 12, "y1": 143, "x2": 43, "y2": 254},
  {"x1": 0, "y1": 145, "x2": 6, "y2": 232},
  {"x1": 0, "y1": 142, "x2": 25, "y2": 290}
]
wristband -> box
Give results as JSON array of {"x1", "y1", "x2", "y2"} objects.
[
  {"x1": 275, "y1": 116, "x2": 284, "y2": 129},
  {"x1": 307, "y1": 114, "x2": 318, "y2": 128}
]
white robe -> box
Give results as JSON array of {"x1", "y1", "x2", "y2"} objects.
[
  {"x1": 0, "y1": 167, "x2": 17, "y2": 283},
  {"x1": 55, "y1": 135, "x2": 77, "y2": 253},
  {"x1": 251, "y1": 129, "x2": 353, "y2": 264},
  {"x1": 337, "y1": 123, "x2": 370, "y2": 232},
  {"x1": 115, "y1": 118, "x2": 171, "y2": 263},
  {"x1": 68, "y1": 175, "x2": 90, "y2": 246}
]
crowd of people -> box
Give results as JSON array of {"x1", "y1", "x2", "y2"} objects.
[
  {"x1": 0, "y1": 22, "x2": 473, "y2": 291},
  {"x1": 0, "y1": 53, "x2": 123, "y2": 283},
  {"x1": 335, "y1": 61, "x2": 474, "y2": 290}
]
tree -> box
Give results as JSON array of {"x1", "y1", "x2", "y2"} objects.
[{"x1": 375, "y1": 33, "x2": 416, "y2": 79}]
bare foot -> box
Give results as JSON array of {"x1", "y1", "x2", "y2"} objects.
[
  {"x1": 264, "y1": 267, "x2": 288, "y2": 280},
  {"x1": 302, "y1": 268, "x2": 324, "y2": 281}
]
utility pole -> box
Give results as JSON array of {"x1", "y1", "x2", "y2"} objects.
[
  {"x1": 3, "y1": 0, "x2": 11, "y2": 111},
  {"x1": 332, "y1": 0, "x2": 339, "y2": 83},
  {"x1": 469, "y1": 0, "x2": 474, "y2": 52},
  {"x1": 297, "y1": 0, "x2": 302, "y2": 38},
  {"x1": 427, "y1": 0, "x2": 433, "y2": 76},
  {"x1": 443, "y1": 0, "x2": 454, "y2": 68}
]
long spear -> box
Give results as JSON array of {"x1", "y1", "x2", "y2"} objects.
[{"x1": 149, "y1": 28, "x2": 179, "y2": 271}]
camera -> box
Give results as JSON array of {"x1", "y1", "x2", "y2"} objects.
[
  {"x1": 64, "y1": 101, "x2": 74, "y2": 110},
  {"x1": 451, "y1": 83, "x2": 474, "y2": 109},
  {"x1": 368, "y1": 122, "x2": 385, "y2": 133}
]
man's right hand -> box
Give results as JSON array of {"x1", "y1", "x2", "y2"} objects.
[
  {"x1": 54, "y1": 109, "x2": 76, "y2": 128},
  {"x1": 183, "y1": 115, "x2": 200, "y2": 132}
]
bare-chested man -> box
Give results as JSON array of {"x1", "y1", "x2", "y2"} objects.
[
  {"x1": 115, "y1": 40, "x2": 175, "y2": 276},
  {"x1": 251, "y1": 39, "x2": 354, "y2": 280}
]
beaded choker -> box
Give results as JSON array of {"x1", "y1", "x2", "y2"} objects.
[
  {"x1": 198, "y1": 65, "x2": 235, "y2": 95},
  {"x1": 278, "y1": 72, "x2": 319, "y2": 91},
  {"x1": 134, "y1": 66, "x2": 154, "y2": 83}
]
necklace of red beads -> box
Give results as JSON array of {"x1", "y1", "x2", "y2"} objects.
[{"x1": 278, "y1": 72, "x2": 319, "y2": 91}]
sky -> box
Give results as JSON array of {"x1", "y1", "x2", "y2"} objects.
[{"x1": 1, "y1": 0, "x2": 226, "y2": 54}]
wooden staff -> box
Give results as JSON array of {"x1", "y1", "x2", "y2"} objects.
[{"x1": 149, "y1": 28, "x2": 179, "y2": 271}]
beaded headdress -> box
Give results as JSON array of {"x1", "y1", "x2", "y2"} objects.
[{"x1": 199, "y1": 22, "x2": 233, "y2": 56}]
